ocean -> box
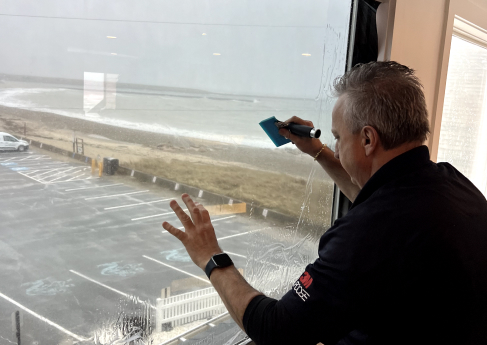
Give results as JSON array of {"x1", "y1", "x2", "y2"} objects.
[{"x1": 0, "y1": 83, "x2": 335, "y2": 149}]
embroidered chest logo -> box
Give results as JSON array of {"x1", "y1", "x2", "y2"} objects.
[{"x1": 299, "y1": 271, "x2": 313, "y2": 289}]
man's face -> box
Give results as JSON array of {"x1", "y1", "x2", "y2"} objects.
[{"x1": 331, "y1": 95, "x2": 368, "y2": 188}]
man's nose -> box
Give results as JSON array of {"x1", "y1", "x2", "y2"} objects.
[{"x1": 334, "y1": 146, "x2": 339, "y2": 160}]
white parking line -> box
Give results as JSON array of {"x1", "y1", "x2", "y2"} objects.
[
  {"x1": 6, "y1": 163, "x2": 67, "y2": 169},
  {"x1": 69, "y1": 270, "x2": 155, "y2": 309},
  {"x1": 46, "y1": 177, "x2": 98, "y2": 184},
  {"x1": 0, "y1": 159, "x2": 49, "y2": 165},
  {"x1": 0, "y1": 154, "x2": 42, "y2": 161},
  {"x1": 21, "y1": 170, "x2": 40, "y2": 175},
  {"x1": 17, "y1": 155, "x2": 49, "y2": 161},
  {"x1": 48, "y1": 170, "x2": 84, "y2": 182},
  {"x1": 212, "y1": 215, "x2": 237, "y2": 222},
  {"x1": 85, "y1": 190, "x2": 149, "y2": 201},
  {"x1": 3, "y1": 159, "x2": 62, "y2": 165},
  {"x1": 132, "y1": 211, "x2": 177, "y2": 221},
  {"x1": 0, "y1": 291, "x2": 88, "y2": 341},
  {"x1": 218, "y1": 227, "x2": 266, "y2": 241},
  {"x1": 0, "y1": 154, "x2": 32, "y2": 161},
  {"x1": 131, "y1": 207, "x2": 193, "y2": 222},
  {"x1": 65, "y1": 183, "x2": 123, "y2": 192},
  {"x1": 105, "y1": 198, "x2": 173, "y2": 210},
  {"x1": 142, "y1": 255, "x2": 210, "y2": 284},
  {"x1": 41, "y1": 167, "x2": 78, "y2": 180},
  {"x1": 34, "y1": 168, "x2": 65, "y2": 177},
  {"x1": 65, "y1": 172, "x2": 88, "y2": 182},
  {"x1": 176, "y1": 215, "x2": 237, "y2": 229},
  {"x1": 0, "y1": 157, "x2": 51, "y2": 163},
  {"x1": 18, "y1": 172, "x2": 46, "y2": 184}
]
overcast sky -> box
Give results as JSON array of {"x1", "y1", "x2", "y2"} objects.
[{"x1": 0, "y1": 0, "x2": 351, "y2": 97}]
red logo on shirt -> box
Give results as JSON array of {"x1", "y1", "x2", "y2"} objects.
[{"x1": 299, "y1": 271, "x2": 313, "y2": 289}]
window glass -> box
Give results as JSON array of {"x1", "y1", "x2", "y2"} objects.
[
  {"x1": 438, "y1": 35, "x2": 487, "y2": 197},
  {"x1": 0, "y1": 1, "x2": 351, "y2": 343}
]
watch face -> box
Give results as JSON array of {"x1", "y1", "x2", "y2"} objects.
[{"x1": 213, "y1": 253, "x2": 233, "y2": 267}]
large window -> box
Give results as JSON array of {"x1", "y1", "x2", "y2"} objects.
[
  {"x1": 0, "y1": 1, "x2": 351, "y2": 343},
  {"x1": 437, "y1": 19, "x2": 487, "y2": 197}
]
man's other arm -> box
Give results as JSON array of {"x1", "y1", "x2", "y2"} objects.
[
  {"x1": 210, "y1": 265, "x2": 263, "y2": 330},
  {"x1": 162, "y1": 194, "x2": 348, "y2": 345},
  {"x1": 161, "y1": 195, "x2": 262, "y2": 331}
]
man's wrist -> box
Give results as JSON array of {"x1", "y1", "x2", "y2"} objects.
[
  {"x1": 208, "y1": 264, "x2": 236, "y2": 281},
  {"x1": 205, "y1": 253, "x2": 234, "y2": 279},
  {"x1": 198, "y1": 249, "x2": 224, "y2": 270},
  {"x1": 309, "y1": 141, "x2": 325, "y2": 157}
]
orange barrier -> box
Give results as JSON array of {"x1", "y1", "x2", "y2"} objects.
[{"x1": 205, "y1": 203, "x2": 246, "y2": 216}]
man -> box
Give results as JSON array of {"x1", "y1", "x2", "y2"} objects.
[{"x1": 162, "y1": 61, "x2": 487, "y2": 345}]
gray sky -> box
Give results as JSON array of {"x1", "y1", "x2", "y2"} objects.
[{"x1": 0, "y1": 0, "x2": 351, "y2": 97}]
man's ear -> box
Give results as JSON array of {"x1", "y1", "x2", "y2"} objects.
[{"x1": 361, "y1": 126, "x2": 379, "y2": 156}]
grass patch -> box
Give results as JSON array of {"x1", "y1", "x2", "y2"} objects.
[{"x1": 125, "y1": 157, "x2": 334, "y2": 223}]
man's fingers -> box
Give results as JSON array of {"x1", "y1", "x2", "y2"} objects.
[
  {"x1": 182, "y1": 194, "x2": 204, "y2": 225},
  {"x1": 278, "y1": 128, "x2": 302, "y2": 145},
  {"x1": 162, "y1": 221, "x2": 188, "y2": 242},
  {"x1": 278, "y1": 128, "x2": 298, "y2": 142},
  {"x1": 278, "y1": 128, "x2": 288, "y2": 138},
  {"x1": 170, "y1": 200, "x2": 194, "y2": 227},
  {"x1": 278, "y1": 128, "x2": 291, "y2": 139},
  {"x1": 170, "y1": 196, "x2": 212, "y2": 230},
  {"x1": 283, "y1": 116, "x2": 314, "y2": 128},
  {"x1": 279, "y1": 117, "x2": 315, "y2": 142},
  {"x1": 191, "y1": 205, "x2": 204, "y2": 225},
  {"x1": 195, "y1": 202, "x2": 211, "y2": 223}
]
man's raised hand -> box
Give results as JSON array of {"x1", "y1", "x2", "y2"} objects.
[
  {"x1": 162, "y1": 194, "x2": 222, "y2": 271},
  {"x1": 278, "y1": 116, "x2": 323, "y2": 157}
]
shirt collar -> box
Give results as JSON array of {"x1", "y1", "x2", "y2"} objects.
[{"x1": 350, "y1": 145, "x2": 431, "y2": 209}]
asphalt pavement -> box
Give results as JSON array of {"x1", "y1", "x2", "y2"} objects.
[{"x1": 0, "y1": 148, "x2": 273, "y2": 344}]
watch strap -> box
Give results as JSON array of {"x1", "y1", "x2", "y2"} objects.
[{"x1": 205, "y1": 253, "x2": 233, "y2": 279}]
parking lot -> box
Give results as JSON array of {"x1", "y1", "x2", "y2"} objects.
[{"x1": 0, "y1": 149, "x2": 271, "y2": 344}]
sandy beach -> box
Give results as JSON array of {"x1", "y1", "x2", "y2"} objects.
[{"x1": 0, "y1": 105, "x2": 335, "y2": 221}]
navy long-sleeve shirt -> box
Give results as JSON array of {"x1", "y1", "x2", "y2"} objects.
[{"x1": 243, "y1": 146, "x2": 487, "y2": 345}]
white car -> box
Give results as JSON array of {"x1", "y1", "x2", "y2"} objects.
[{"x1": 0, "y1": 132, "x2": 29, "y2": 152}]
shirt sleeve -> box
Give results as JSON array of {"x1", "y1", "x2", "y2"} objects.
[
  {"x1": 241, "y1": 215, "x2": 384, "y2": 345},
  {"x1": 243, "y1": 293, "x2": 323, "y2": 345},
  {"x1": 242, "y1": 262, "x2": 357, "y2": 345}
]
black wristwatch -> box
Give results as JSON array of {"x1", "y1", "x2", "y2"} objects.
[{"x1": 205, "y1": 253, "x2": 234, "y2": 279}]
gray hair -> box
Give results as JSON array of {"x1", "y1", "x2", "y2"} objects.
[{"x1": 333, "y1": 61, "x2": 430, "y2": 150}]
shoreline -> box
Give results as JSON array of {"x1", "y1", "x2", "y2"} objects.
[
  {"x1": 0, "y1": 105, "x2": 315, "y2": 177},
  {"x1": 0, "y1": 105, "x2": 334, "y2": 220}
]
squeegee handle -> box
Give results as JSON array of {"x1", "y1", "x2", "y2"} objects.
[{"x1": 287, "y1": 123, "x2": 321, "y2": 139}]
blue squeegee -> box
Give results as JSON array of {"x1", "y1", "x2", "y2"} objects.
[{"x1": 259, "y1": 116, "x2": 321, "y2": 147}]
